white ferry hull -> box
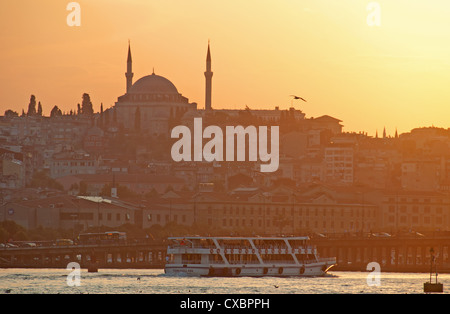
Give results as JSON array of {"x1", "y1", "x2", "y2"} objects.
[{"x1": 165, "y1": 263, "x2": 334, "y2": 277}]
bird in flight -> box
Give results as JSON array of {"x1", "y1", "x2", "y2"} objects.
[{"x1": 290, "y1": 95, "x2": 307, "y2": 102}]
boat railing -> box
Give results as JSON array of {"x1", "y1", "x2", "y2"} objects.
[{"x1": 168, "y1": 244, "x2": 316, "y2": 254}]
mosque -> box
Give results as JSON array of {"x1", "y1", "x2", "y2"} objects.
[{"x1": 110, "y1": 42, "x2": 311, "y2": 136}]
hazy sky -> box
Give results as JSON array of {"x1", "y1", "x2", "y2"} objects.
[{"x1": 1, "y1": 0, "x2": 450, "y2": 135}]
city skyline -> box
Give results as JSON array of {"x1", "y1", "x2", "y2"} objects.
[{"x1": 1, "y1": 0, "x2": 450, "y2": 136}]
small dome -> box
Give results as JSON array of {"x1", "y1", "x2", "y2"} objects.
[{"x1": 129, "y1": 74, "x2": 179, "y2": 95}]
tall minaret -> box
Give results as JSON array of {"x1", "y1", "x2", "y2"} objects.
[
  {"x1": 204, "y1": 41, "x2": 213, "y2": 111},
  {"x1": 125, "y1": 41, "x2": 134, "y2": 93}
]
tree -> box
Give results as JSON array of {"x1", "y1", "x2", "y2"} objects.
[
  {"x1": 81, "y1": 93, "x2": 94, "y2": 116},
  {"x1": 37, "y1": 101, "x2": 43, "y2": 116},
  {"x1": 29, "y1": 170, "x2": 64, "y2": 191},
  {"x1": 4, "y1": 109, "x2": 19, "y2": 117},
  {"x1": 27, "y1": 95, "x2": 37, "y2": 116},
  {"x1": 77, "y1": 103, "x2": 81, "y2": 115},
  {"x1": 99, "y1": 103, "x2": 104, "y2": 128},
  {"x1": 50, "y1": 105, "x2": 62, "y2": 117}
]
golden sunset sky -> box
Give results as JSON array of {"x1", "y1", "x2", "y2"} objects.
[{"x1": 1, "y1": 0, "x2": 449, "y2": 135}]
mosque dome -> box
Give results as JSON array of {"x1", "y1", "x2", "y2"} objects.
[{"x1": 129, "y1": 73, "x2": 179, "y2": 95}]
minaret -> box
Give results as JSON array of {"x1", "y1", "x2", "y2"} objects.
[
  {"x1": 125, "y1": 41, "x2": 134, "y2": 93},
  {"x1": 204, "y1": 41, "x2": 213, "y2": 111}
]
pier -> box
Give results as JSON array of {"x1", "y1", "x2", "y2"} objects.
[{"x1": 0, "y1": 240, "x2": 167, "y2": 269}]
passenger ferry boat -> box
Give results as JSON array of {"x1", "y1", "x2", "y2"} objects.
[{"x1": 164, "y1": 236, "x2": 336, "y2": 277}]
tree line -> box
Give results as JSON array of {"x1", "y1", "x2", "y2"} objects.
[{"x1": 3, "y1": 93, "x2": 98, "y2": 118}]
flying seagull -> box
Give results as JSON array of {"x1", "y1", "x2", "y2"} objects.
[{"x1": 290, "y1": 95, "x2": 307, "y2": 102}]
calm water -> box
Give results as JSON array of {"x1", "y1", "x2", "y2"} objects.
[{"x1": 0, "y1": 269, "x2": 448, "y2": 294}]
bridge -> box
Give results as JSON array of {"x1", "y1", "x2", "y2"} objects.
[
  {"x1": 311, "y1": 235, "x2": 450, "y2": 273},
  {"x1": 0, "y1": 240, "x2": 167, "y2": 270},
  {"x1": 1, "y1": 236, "x2": 450, "y2": 273}
]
